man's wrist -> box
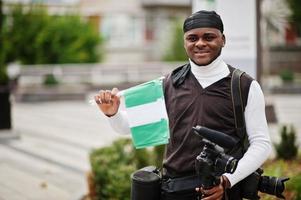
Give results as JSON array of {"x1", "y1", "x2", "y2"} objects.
[{"x1": 221, "y1": 175, "x2": 231, "y2": 189}]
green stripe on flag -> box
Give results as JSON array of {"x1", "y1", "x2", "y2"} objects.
[
  {"x1": 130, "y1": 119, "x2": 169, "y2": 148},
  {"x1": 124, "y1": 79, "x2": 163, "y2": 108}
]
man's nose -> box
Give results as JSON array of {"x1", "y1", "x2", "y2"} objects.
[{"x1": 195, "y1": 39, "x2": 206, "y2": 47}]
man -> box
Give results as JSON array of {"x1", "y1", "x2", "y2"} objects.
[{"x1": 95, "y1": 10, "x2": 271, "y2": 200}]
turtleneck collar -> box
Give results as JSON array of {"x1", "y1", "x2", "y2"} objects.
[{"x1": 189, "y1": 56, "x2": 230, "y2": 88}]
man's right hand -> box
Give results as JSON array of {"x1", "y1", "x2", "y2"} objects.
[{"x1": 94, "y1": 88, "x2": 120, "y2": 117}]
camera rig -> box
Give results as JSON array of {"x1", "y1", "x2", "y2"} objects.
[{"x1": 193, "y1": 125, "x2": 289, "y2": 199}]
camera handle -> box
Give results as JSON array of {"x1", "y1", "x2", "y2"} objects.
[{"x1": 195, "y1": 142, "x2": 222, "y2": 189}]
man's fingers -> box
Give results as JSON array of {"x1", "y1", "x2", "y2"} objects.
[
  {"x1": 106, "y1": 90, "x2": 112, "y2": 102},
  {"x1": 111, "y1": 87, "x2": 119, "y2": 97},
  {"x1": 201, "y1": 184, "x2": 224, "y2": 200},
  {"x1": 99, "y1": 90, "x2": 105, "y2": 103},
  {"x1": 94, "y1": 95, "x2": 102, "y2": 105},
  {"x1": 201, "y1": 187, "x2": 215, "y2": 196},
  {"x1": 97, "y1": 89, "x2": 120, "y2": 104}
]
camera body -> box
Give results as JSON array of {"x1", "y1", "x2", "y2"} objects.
[
  {"x1": 193, "y1": 126, "x2": 289, "y2": 199},
  {"x1": 195, "y1": 138, "x2": 238, "y2": 189},
  {"x1": 193, "y1": 125, "x2": 239, "y2": 189}
]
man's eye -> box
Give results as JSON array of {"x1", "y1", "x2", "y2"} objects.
[
  {"x1": 204, "y1": 35, "x2": 216, "y2": 41},
  {"x1": 187, "y1": 36, "x2": 198, "y2": 42}
]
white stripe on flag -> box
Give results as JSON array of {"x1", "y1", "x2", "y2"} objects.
[{"x1": 127, "y1": 98, "x2": 168, "y2": 128}]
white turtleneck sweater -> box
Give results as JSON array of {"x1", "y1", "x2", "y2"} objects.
[{"x1": 106, "y1": 56, "x2": 271, "y2": 187}]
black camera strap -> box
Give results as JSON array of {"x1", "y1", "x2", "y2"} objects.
[{"x1": 231, "y1": 68, "x2": 249, "y2": 153}]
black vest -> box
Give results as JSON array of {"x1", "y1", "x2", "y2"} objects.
[{"x1": 162, "y1": 64, "x2": 253, "y2": 177}]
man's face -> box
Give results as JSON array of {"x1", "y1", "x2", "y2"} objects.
[{"x1": 184, "y1": 27, "x2": 225, "y2": 66}]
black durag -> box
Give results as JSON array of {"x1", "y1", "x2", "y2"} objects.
[{"x1": 183, "y1": 10, "x2": 224, "y2": 33}]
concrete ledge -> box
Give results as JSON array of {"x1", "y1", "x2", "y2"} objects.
[
  {"x1": 0, "y1": 129, "x2": 20, "y2": 142},
  {"x1": 270, "y1": 84, "x2": 301, "y2": 94},
  {"x1": 15, "y1": 85, "x2": 88, "y2": 102}
]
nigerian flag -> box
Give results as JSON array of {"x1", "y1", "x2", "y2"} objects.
[{"x1": 121, "y1": 78, "x2": 169, "y2": 149}]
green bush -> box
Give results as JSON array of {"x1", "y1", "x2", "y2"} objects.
[
  {"x1": 34, "y1": 15, "x2": 101, "y2": 64},
  {"x1": 289, "y1": 174, "x2": 301, "y2": 200},
  {"x1": 3, "y1": 4, "x2": 102, "y2": 65},
  {"x1": 163, "y1": 19, "x2": 187, "y2": 61},
  {"x1": 90, "y1": 138, "x2": 165, "y2": 200},
  {"x1": 43, "y1": 74, "x2": 59, "y2": 86},
  {"x1": 0, "y1": 65, "x2": 8, "y2": 85},
  {"x1": 0, "y1": 0, "x2": 8, "y2": 85},
  {"x1": 287, "y1": 0, "x2": 301, "y2": 35},
  {"x1": 274, "y1": 125, "x2": 298, "y2": 160},
  {"x1": 279, "y1": 69, "x2": 294, "y2": 83}
]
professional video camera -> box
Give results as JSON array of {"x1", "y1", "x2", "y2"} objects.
[
  {"x1": 192, "y1": 126, "x2": 239, "y2": 190},
  {"x1": 193, "y1": 125, "x2": 289, "y2": 199}
]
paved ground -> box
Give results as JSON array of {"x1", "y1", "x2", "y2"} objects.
[
  {"x1": 265, "y1": 94, "x2": 301, "y2": 148},
  {"x1": 0, "y1": 94, "x2": 300, "y2": 200},
  {"x1": 0, "y1": 97, "x2": 126, "y2": 200}
]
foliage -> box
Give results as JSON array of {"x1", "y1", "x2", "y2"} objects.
[
  {"x1": 0, "y1": 67, "x2": 8, "y2": 85},
  {"x1": 287, "y1": 0, "x2": 301, "y2": 34},
  {"x1": 43, "y1": 74, "x2": 59, "y2": 86},
  {"x1": 163, "y1": 19, "x2": 187, "y2": 62},
  {"x1": 289, "y1": 175, "x2": 301, "y2": 200},
  {"x1": 0, "y1": 0, "x2": 8, "y2": 84},
  {"x1": 279, "y1": 68, "x2": 294, "y2": 82},
  {"x1": 3, "y1": 4, "x2": 102, "y2": 65},
  {"x1": 274, "y1": 125, "x2": 298, "y2": 160},
  {"x1": 34, "y1": 15, "x2": 101, "y2": 64},
  {"x1": 153, "y1": 144, "x2": 165, "y2": 168},
  {"x1": 89, "y1": 138, "x2": 165, "y2": 200}
]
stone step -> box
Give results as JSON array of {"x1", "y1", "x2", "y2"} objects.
[
  {"x1": 0, "y1": 143, "x2": 87, "y2": 198},
  {"x1": 0, "y1": 163, "x2": 71, "y2": 200},
  {"x1": 6, "y1": 134, "x2": 90, "y2": 174}
]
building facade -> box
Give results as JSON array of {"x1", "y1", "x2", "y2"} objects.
[{"x1": 79, "y1": 0, "x2": 191, "y2": 63}]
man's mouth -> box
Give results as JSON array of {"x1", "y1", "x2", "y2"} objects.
[{"x1": 194, "y1": 51, "x2": 210, "y2": 55}]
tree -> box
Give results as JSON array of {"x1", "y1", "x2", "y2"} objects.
[
  {"x1": 3, "y1": 4, "x2": 50, "y2": 64},
  {"x1": 0, "y1": 0, "x2": 8, "y2": 84},
  {"x1": 0, "y1": 0, "x2": 12, "y2": 130},
  {"x1": 163, "y1": 19, "x2": 187, "y2": 62},
  {"x1": 287, "y1": 0, "x2": 301, "y2": 35},
  {"x1": 34, "y1": 15, "x2": 101, "y2": 64},
  {"x1": 3, "y1": 4, "x2": 102, "y2": 65},
  {"x1": 275, "y1": 125, "x2": 298, "y2": 160}
]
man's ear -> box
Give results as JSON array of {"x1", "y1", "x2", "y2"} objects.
[{"x1": 222, "y1": 34, "x2": 226, "y2": 47}]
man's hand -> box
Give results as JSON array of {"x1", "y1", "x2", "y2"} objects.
[
  {"x1": 195, "y1": 175, "x2": 230, "y2": 200},
  {"x1": 94, "y1": 88, "x2": 120, "y2": 117}
]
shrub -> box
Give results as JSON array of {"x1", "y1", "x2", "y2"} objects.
[
  {"x1": 279, "y1": 69, "x2": 294, "y2": 83},
  {"x1": 89, "y1": 138, "x2": 165, "y2": 200},
  {"x1": 0, "y1": 0, "x2": 8, "y2": 85},
  {"x1": 163, "y1": 19, "x2": 187, "y2": 61},
  {"x1": 275, "y1": 125, "x2": 298, "y2": 160},
  {"x1": 3, "y1": 4, "x2": 102, "y2": 65},
  {"x1": 0, "y1": 67, "x2": 8, "y2": 85},
  {"x1": 43, "y1": 74, "x2": 59, "y2": 86},
  {"x1": 289, "y1": 174, "x2": 301, "y2": 199}
]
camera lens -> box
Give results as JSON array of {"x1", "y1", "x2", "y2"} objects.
[
  {"x1": 258, "y1": 176, "x2": 289, "y2": 199},
  {"x1": 215, "y1": 154, "x2": 238, "y2": 175},
  {"x1": 226, "y1": 157, "x2": 238, "y2": 173}
]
